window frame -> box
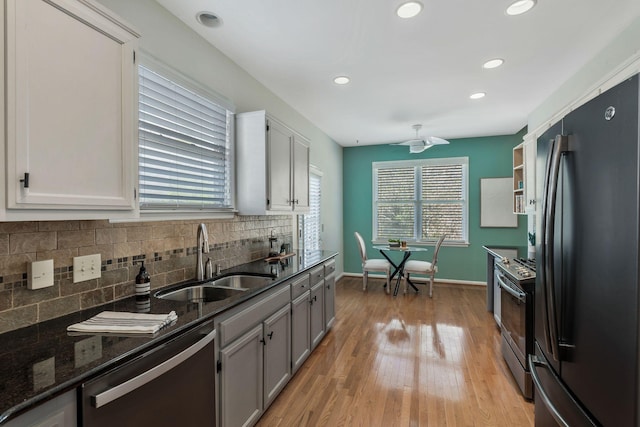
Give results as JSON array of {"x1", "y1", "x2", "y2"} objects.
[
  {"x1": 372, "y1": 157, "x2": 469, "y2": 246},
  {"x1": 137, "y1": 54, "x2": 236, "y2": 218}
]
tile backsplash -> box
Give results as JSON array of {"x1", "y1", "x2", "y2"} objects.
[{"x1": 0, "y1": 216, "x2": 292, "y2": 334}]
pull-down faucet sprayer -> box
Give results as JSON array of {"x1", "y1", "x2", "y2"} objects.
[{"x1": 196, "y1": 223, "x2": 209, "y2": 280}]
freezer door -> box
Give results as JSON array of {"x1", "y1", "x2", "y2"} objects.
[
  {"x1": 529, "y1": 344, "x2": 597, "y2": 426},
  {"x1": 555, "y1": 74, "x2": 639, "y2": 427}
]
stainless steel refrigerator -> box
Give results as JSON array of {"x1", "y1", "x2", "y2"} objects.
[{"x1": 532, "y1": 73, "x2": 639, "y2": 426}]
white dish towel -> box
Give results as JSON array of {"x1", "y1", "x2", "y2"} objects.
[{"x1": 67, "y1": 311, "x2": 178, "y2": 335}]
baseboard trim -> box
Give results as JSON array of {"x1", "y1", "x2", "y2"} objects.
[{"x1": 341, "y1": 272, "x2": 486, "y2": 287}]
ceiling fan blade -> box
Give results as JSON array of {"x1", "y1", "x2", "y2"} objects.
[
  {"x1": 394, "y1": 138, "x2": 424, "y2": 146},
  {"x1": 426, "y1": 136, "x2": 450, "y2": 145}
]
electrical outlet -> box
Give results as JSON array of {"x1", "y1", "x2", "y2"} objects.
[
  {"x1": 28, "y1": 259, "x2": 54, "y2": 290},
  {"x1": 74, "y1": 336, "x2": 102, "y2": 368},
  {"x1": 73, "y1": 254, "x2": 101, "y2": 283}
]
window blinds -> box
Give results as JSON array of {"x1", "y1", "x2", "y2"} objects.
[
  {"x1": 303, "y1": 173, "x2": 322, "y2": 250},
  {"x1": 138, "y1": 66, "x2": 233, "y2": 209},
  {"x1": 374, "y1": 159, "x2": 467, "y2": 243}
]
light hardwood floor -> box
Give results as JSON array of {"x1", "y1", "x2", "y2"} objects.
[{"x1": 256, "y1": 277, "x2": 534, "y2": 427}]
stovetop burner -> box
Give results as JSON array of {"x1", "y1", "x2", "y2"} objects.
[{"x1": 513, "y1": 257, "x2": 536, "y2": 272}]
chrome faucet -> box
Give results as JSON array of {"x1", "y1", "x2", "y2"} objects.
[{"x1": 196, "y1": 223, "x2": 209, "y2": 280}]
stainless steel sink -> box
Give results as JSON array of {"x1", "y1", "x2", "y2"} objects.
[
  {"x1": 211, "y1": 274, "x2": 274, "y2": 289},
  {"x1": 154, "y1": 273, "x2": 274, "y2": 302},
  {"x1": 154, "y1": 285, "x2": 246, "y2": 302}
]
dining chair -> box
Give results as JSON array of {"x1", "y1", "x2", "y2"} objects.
[
  {"x1": 354, "y1": 231, "x2": 390, "y2": 294},
  {"x1": 402, "y1": 234, "x2": 446, "y2": 297}
]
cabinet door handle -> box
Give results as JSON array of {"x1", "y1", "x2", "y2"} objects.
[
  {"x1": 260, "y1": 338, "x2": 266, "y2": 346},
  {"x1": 267, "y1": 331, "x2": 274, "y2": 340},
  {"x1": 20, "y1": 172, "x2": 29, "y2": 188}
]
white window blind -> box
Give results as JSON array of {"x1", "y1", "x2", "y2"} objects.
[
  {"x1": 138, "y1": 65, "x2": 233, "y2": 210},
  {"x1": 373, "y1": 158, "x2": 468, "y2": 243},
  {"x1": 303, "y1": 172, "x2": 322, "y2": 250}
]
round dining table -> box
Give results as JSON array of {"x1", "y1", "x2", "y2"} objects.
[{"x1": 373, "y1": 245, "x2": 429, "y2": 296}]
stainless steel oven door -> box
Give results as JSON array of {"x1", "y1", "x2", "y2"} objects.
[{"x1": 497, "y1": 271, "x2": 527, "y2": 366}]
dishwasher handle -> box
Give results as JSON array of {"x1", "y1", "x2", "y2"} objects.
[{"x1": 91, "y1": 328, "x2": 216, "y2": 408}]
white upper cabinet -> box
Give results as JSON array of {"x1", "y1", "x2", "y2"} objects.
[
  {"x1": 523, "y1": 134, "x2": 537, "y2": 214},
  {"x1": 5, "y1": 0, "x2": 139, "y2": 214},
  {"x1": 512, "y1": 134, "x2": 537, "y2": 215},
  {"x1": 236, "y1": 110, "x2": 310, "y2": 215}
]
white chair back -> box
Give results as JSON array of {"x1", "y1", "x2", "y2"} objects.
[
  {"x1": 431, "y1": 234, "x2": 447, "y2": 267},
  {"x1": 354, "y1": 231, "x2": 367, "y2": 263}
]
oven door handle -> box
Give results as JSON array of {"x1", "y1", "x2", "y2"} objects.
[{"x1": 496, "y1": 273, "x2": 526, "y2": 302}]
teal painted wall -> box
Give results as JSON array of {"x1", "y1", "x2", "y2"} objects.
[{"x1": 343, "y1": 131, "x2": 527, "y2": 282}]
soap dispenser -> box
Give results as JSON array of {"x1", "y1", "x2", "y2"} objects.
[{"x1": 135, "y1": 261, "x2": 151, "y2": 298}]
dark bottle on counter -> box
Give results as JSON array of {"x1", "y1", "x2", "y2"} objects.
[{"x1": 135, "y1": 261, "x2": 151, "y2": 299}]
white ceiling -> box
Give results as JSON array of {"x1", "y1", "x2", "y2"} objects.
[{"x1": 156, "y1": 0, "x2": 640, "y2": 146}]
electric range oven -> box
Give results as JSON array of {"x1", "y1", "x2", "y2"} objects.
[{"x1": 496, "y1": 258, "x2": 535, "y2": 400}]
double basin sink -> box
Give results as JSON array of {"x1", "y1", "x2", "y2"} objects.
[{"x1": 154, "y1": 273, "x2": 276, "y2": 303}]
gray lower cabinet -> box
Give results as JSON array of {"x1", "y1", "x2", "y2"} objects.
[
  {"x1": 263, "y1": 305, "x2": 291, "y2": 409},
  {"x1": 217, "y1": 284, "x2": 291, "y2": 427},
  {"x1": 324, "y1": 259, "x2": 336, "y2": 329},
  {"x1": 310, "y1": 280, "x2": 325, "y2": 350},
  {"x1": 4, "y1": 389, "x2": 77, "y2": 427},
  {"x1": 324, "y1": 272, "x2": 336, "y2": 329},
  {"x1": 220, "y1": 324, "x2": 264, "y2": 427},
  {"x1": 291, "y1": 290, "x2": 311, "y2": 373}
]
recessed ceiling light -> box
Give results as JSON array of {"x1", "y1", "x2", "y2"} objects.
[
  {"x1": 506, "y1": 0, "x2": 536, "y2": 16},
  {"x1": 483, "y1": 58, "x2": 504, "y2": 69},
  {"x1": 196, "y1": 11, "x2": 222, "y2": 28},
  {"x1": 396, "y1": 1, "x2": 423, "y2": 18},
  {"x1": 333, "y1": 76, "x2": 350, "y2": 85},
  {"x1": 470, "y1": 92, "x2": 486, "y2": 100}
]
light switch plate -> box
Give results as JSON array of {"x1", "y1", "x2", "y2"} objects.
[
  {"x1": 28, "y1": 259, "x2": 54, "y2": 290},
  {"x1": 73, "y1": 254, "x2": 101, "y2": 283}
]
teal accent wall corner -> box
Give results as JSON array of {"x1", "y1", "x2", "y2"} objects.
[{"x1": 343, "y1": 131, "x2": 528, "y2": 283}]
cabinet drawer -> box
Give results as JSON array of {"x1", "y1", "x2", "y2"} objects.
[
  {"x1": 309, "y1": 266, "x2": 324, "y2": 285},
  {"x1": 324, "y1": 259, "x2": 336, "y2": 276},
  {"x1": 291, "y1": 274, "x2": 310, "y2": 300},
  {"x1": 218, "y1": 285, "x2": 290, "y2": 348}
]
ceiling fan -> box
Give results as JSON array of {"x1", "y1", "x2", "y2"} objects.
[{"x1": 393, "y1": 124, "x2": 450, "y2": 153}]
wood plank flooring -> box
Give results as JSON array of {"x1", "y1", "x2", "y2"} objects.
[{"x1": 256, "y1": 277, "x2": 534, "y2": 427}]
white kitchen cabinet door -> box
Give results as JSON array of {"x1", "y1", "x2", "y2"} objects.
[
  {"x1": 267, "y1": 120, "x2": 293, "y2": 211},
  {"x1": 5, "y1": 0, "x2": 138, "y2": 211},
  {"x1": 236, "y1": 110, "x2": 310, "y2": 215},
  {"x1": 523, "y1": 135, "x2": 537, "y2": 214},
  {"x1": 292, "y1": 135, "x2": 310, "y2": 212}
]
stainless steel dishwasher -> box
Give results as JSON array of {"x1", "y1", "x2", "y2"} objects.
[{"x1": 81, "y1": 320, "x2": 216, "y2": 427}]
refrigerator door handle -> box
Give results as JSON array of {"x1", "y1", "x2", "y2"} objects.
[
  {"x1": 529, "y1": 355, "x2": 571, "y2": 427},
  {"x1": 541, "y1": 135, "x2": 568, "y2": 361}
]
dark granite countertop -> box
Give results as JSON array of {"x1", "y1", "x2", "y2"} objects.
[
  {"x1": 482, "y1": 245, "x2": 530, "y2": 260},
  {"x1": 0, "y1": 250, "x2": 338, "y2": 424}
]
